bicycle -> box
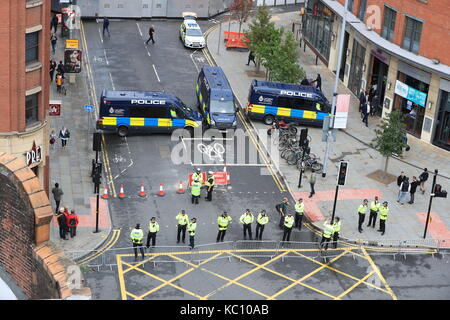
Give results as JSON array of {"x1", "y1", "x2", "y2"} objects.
[{"x1": 298, "y1": 156, "x2": 323, "y2": 173}]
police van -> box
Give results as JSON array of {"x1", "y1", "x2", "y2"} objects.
[
  {"x1": 246, "y1": 80, "x2": 331, "y2": 126},
  {"x1": 179, "y1": 12, "x2": 206, "y2": 49},
  {"x1": 196, "y1": 66, "x2": 237, "y2": 131},
  {"x1": 96, "y1": 90, "x2": 202, "y2": 137}
]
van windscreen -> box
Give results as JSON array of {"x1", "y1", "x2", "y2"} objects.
[{"x1": 210, "y1": 100, "x2": 234, "y2": 113}]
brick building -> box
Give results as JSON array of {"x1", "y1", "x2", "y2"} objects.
[
  {"x1": 302, "y1": 0, "x2": 450, "y2": 151},
  {"x1": 0, "y1": 0, "x2": 51, "y2": 192}
]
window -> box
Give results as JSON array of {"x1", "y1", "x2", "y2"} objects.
[
  {"x1": 25, "y1": 32, "x2": 39, "y2": 64},
  {"x1": 130, "y1": 106, "x2": 167, "y2": 118},
  {"x1": 347, "y1": 0, "x2": 354, "y2": 12},
  {"x1": 402, "y1": 16, "x2": 422, "y2": 54},
  {"x1": 358, "y1": 0, "x2": 367, "y2": 21},
  {"x1": 382, "y1": 6, "x2": 397, "y2": 42},
  {"x1": 278, "y1": 97, "x2": 315, "y2": 111},
  {"x1": 25, "y1": 93, "x2": 39, "y2": 126}
]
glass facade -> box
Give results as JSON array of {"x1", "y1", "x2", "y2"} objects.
[
  {"x1": 382, "y1": 6, "x2": 396, "y2": 42},
  {"x1": 402, "y1": 16, "x2": 422, "y2": 54},
  {"x1": 348, "y1": 39, "x2": 366, "y2": 96},
  {"x1": 433, "y1": 90, "x2": 450, "y2": 151}
]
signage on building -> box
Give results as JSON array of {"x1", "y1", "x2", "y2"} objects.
[
  {"x1": 371, "y1": 49, "x2": 390, "y2": 65},
  {"x1": 49, "y1": 100, "x2": 61, "y2": 116},
  {"x1": 66, "y1": 39, "x2": 79, "y2": 49},
  {"x1": 25, "y1": 142, "x2": 42, "y2": 167},
  {"x1": 64, "y1": 49, "x2": 82, "y2": 73},
  {"x1": 394, "y1": 80, "x2": 427, "y2": 107},
  {"x1": 333, "y1": 94, "x2": 350, "y2": 129}
]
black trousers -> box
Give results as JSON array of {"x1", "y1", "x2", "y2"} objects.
[
  {"x1": 332, "y1": 232, "x2": 339, "y2": 248},
  {"x1": 243, "y1": 224, "x2": 252, "y2": 240},
  {"x1": 133, "y1": 243, "x2": 145, "y2": 259},
  {"x1": 295, "y1": 213, "x2": 303, "y2": 229},
  {"x1": 409, "y1": 192, "x2": 415, "y2": 204},
  {"x1": 69, "y1": 226, "x2": 77, "y2": 237},
  {"x1": 177, "y1": 225, "x2": 187, "y2": 243},
  {"x1": 206, "y1": 186, "x2": 214, "y2": 201},
  {"x1": 282, "y1": 226, "x2": 292, "y2": 242},
  {"x1": 191, "y1": 195, "x2": 199, "y2": 204},
  {"x1": 59, "y1": 225, "x2": 67, "y2": 239},
  {"x1": 189, "y1": 235, "x2": 195, "y2": 249},
  {"x1": 146, "y1": 232, "x2": 157, "y2": 247},
  {"x1": 255, "y1": 223, "x2": 265, "y2": 240},
  {"x1": 216, "y1": 229, "x2": 227, "y2": 242},
  {"x1": 320, "y1": 236, "x2": 331, "y2": 250},
  {"x1": 310, "y1": 183, "x2": 315, "y2": 196},
  {"x1": 61, "y1": 139, "x2": 67, "y2": 147},
  {"x1": 55, "y1": 200, "x2": 61, "y2": 213},
  {"x1": 367, "y1": 210, "x2": 378, "y2": 228},
  {"x1": 146, "y1": 35, "x2": 155, "y2": 44},
  {"x1": 379, "y1": 220, "x2": 386, "y2": 234},
  {"x1": 358, "y1": 213, "x2": 366, "y2": 231},
  {"x1": 278, "y1": 215, "x2": 284, "y2": 228}
]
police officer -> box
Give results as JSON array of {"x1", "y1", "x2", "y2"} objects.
[
  {"x1": 367, "y1": 196, "x2": 380, "y2": 228},
  {"x1": 377, "y1": 202, "x2": 389, "y2": 236},
  {"x1": 146, "y1": 217, "x2": 160, "y2": 248},
  {"x1": 192, "y1": 168, "x2": 203, "y2": 185},
  {"x1": 205, "y1": 171, "x2": 215, "y2": 201},
  {"x1": 357, "y1": 199, "x2": 369, "y2": 233},
  {"x1": 320, "y1": 219, "x2": 334, "y2": 250},
  {"x1": 332, "y1": 217, "x2": 341, "y2": 249},
  {"x1": 191, "y1": 179, "x2": 201, "y2": 204},
  {"x1": 130, "y1": 224, "x2": 145, "y2": 261},
  {"x1": 216, "y1": 212, "x2": 232, "y2": 242},
  {"x1": 294, "y1": 198, "x2": 305, "y2": 230},
  {"x1": 282, "y1": 212, "x2": 295, "y2": 242},
  {"x1": 176, "y1": 210, "x2": 189, "y2": 243},
  {"x1": 188, "y1": 218, "x2": 197, "y2": 249},
  {"x1": 239, "y1": 209, "x2": 255, "y2": 240},
  {"x1": 255, "y1": 210, "x2": 269, "y2": 240}
]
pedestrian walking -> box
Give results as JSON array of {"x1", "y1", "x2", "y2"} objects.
[
  {"x1": 145, "y1": 25, "x2": 155, "y2": 45},
  {"x1": 255, "y1": 210, "x2": 268, "y2": 240},
  {"x1": 367, "y1": 196, "x2": 380, "y2": 228},
  {"x1": 371, "y1": 95, "x2": 380, "y2": 116},
  {"x1": 294, "y1": 198, "x2": 305, "y2": 230},
  {"x1": 397, "y1": 177, "x2": 410, "y2": 205},
  {"x1": 357, "y1": 199, "x2": 369, "y2": 233},
  {"x1": 56, "y1": 208, "x2": 68, "y2": 240},
  {"x1": 332, "y1": 217, "x2": 341, "y2": 249},
  {"x1": 51, "y1": 15, "x2": 59, "y2": 33},
  {"x1": 320, "y1": 219, "x2": 334, "y2": 250},
  {"x1": 59, "y1": 126, "x2": 70, "y2": 149},
  {"x1": 57, "y1": 60, "x2": 65, "y2": 78},
  {"x1": 408, "y1": 176, "x2": 419, "y2": 204},
  {"x1": 419, "y1": 168, "x2": 429, "y2": 194},
  {"x1": 314, "y1": 73, "x2": 322, "y2": 91},
  {"x1": 276, "y1": 197, "x2": 289, "y2": 228},
  {"x1": 56, "y1": 72, "x2": 63, "y2": 93},
  {"x1": 397, "y1": 171, "x2": 406, "y2": 198},
  {"x1": 187, "y1": 218, "x2": 197, "y2": 249},
  {"x1": 146, "y1": 217, "x2": 160, "y2": 248},
  {"x1": 246, "y1": 51, "x2": 256, "y2": 66},
  {"x1": 362, "y1": 101, "x2": 370, "y2": 127},
  {"x1": 301, "y1": 78, "x2": 310, "y2": 86},
  {"x1": 51, "y1": 33, "x2": 58, "y2": 54},
  {"x1": 103, "y1": 17, "x2": 110, "y2": 37},
  {"x1": 359, "y1": 90, "x2": 366, "y2": 113},
  {"x1": 282, "y1": 212, "x2": 294, "y2": 242},
  {"x1": 130, "y1": 224, "x2": 145, "y2": 261},
  {"x1": 51, "y1": 183, "x2": 64, "y2": 213},
  {"x1": 176, "y1": 210, "x2": 189, "y2": 244},
  {"x1": 205, "y1": 171, "x2": 215, "y2": 201},
  {"x1": 239, "y1": 209, "x2": 254, "y2": 240},
  {"x1": 49, "y1": 130, "x2": 57, "y2": 149},
  {"x1": 191, "y1": 179, "x2": 201, "y2": 204},
  {"x1": 308, "y1": 170, "x2": 317, "y2": 198},
  {"x1": 50, "y1": 59, "x2": 56, "y2": 82},
  {"x1": 377, "y1": 202, "x2": 389, "y2": 235},
  {"x1": 66, "y1": 209, "x2": 79, "y2": 238},
  {"x1": 216, "y1": 212, "x2": 232, "y2": 242}
]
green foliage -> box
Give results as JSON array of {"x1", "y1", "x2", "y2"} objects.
[
  {"x1": 245, "y1": 5, "x2": 273, "y2": 54},
  {"x1": 373, "y1": 109, "x2": 408, "y2": 159},
  {"x1": 229, "y1": 0, "x2": 253, "y2": 34}
]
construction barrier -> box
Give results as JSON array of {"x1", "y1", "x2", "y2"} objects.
[
  {"x1": 188, "y1": 171, "x2": 230, "y2": 186},
  {"x1": 223, "y1": 31, "x2": 249, "y2": 50},
  {"x1": 234, "y1": 241, "x2": 278, "y2": 259}
]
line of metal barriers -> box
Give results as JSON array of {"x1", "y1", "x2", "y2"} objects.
[{"x1": 66, "y1": 238, "x2": 450, "y2": 271}]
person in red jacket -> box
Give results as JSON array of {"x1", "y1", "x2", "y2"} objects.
[{"x1": 66, "y1": 209, "x2": 79, "y2": 238}]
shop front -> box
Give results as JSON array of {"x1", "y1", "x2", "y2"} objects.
[
  {"x1": 368, "y1": 49, "x2": 390, "y2": 116},
  {"x1": 348, "y1": 38, "x2": 366, "y2": 96},
  {"x1": 433, "y1": 87, "x2": 450, "y2": 151}
]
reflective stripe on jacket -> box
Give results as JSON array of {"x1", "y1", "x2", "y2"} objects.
[
  {"x1": 379, "y1": 206, "x2": 389, "y2": 220},
  {"x1": 295, "y1": 202, "x2": 304, "y2": 214},
  {"x1": 130, "y1": 228, "x2": 144, "y2": 244},
  {"x1": 191, "y1": 182, "x2": 201, "y2": 196},
  {"x1": 188, "y1": 222, "x2": 197, "y2": 236},
  {"x1": 257, "y1": 213, "x2": 269, "y2": 225},
  {"x1": 205, "y1": 175, "x2": 215, "y2": 187},
  {"x1": 148, "y1": 222, "x2": 160, "y2": 233},
  {"x1": 370, "y1": 201, "x2": 380, "y2": 212},
  {"x1": 358, "y1": 204, "x2": 368, "y2": 214},
  {"x1": 284, "y1": 216, "x2": 294, "y2": 228},
  {"x1": 333, "y1": 221, "x2": 341, "y2": 233},
  {"x1": 218, "y1": 216, "x2": 232, "y2": 230},
  {"x1": 240, "y1": 213, "x2": 254, "y2": 224},
  {"x1": 176, "y1": 213, "x2": 189, "y2": 226},
  {"x1": 323, "y1": 222, "x2": 334, "y2": 238}
]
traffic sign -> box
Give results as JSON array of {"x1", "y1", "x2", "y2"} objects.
[{"x1": 84, "y1": 105, "x2": 94, "y2": 112}]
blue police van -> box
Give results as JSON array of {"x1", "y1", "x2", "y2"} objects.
[
  {"x1": 196, "y1": 66, "x2": 237, "y2": 132},
  {"x1": 246, "y1": 80, "x2": 331, "y2": 126},
  {"x1": 96, "y1": 90, "x2": 202, "y2": 137}
]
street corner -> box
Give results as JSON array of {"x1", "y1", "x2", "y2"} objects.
[
  {"x1": 416, "y1": 212, "x2": 450, "y2": 243},
  {"x1": 87, "y1": 197, "x2": 111, "y2": 230}
]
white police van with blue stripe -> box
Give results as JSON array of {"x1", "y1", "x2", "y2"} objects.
[{"x1": 180, "y1": 12, "x2": 206, "y2": 49}]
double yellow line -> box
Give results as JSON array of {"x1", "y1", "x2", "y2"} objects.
[{"x1": 77, "y1": 229, "x2": 121, "y2": 264}]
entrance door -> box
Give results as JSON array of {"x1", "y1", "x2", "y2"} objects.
[
  {"x1": 434, "y1": 92, "x2": 450, "y2": 150},
  {"x1": 339, "y1": 31, "x2": 349, "y2": 80},
  {"x1": 142, "y1": 0, "x2": 153, "y2": 18}
]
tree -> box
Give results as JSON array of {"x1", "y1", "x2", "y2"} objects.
[
  {"x1": 372, "y1": 109, "x2": 408, "y2": 173},
  {"x1": 229, "y1": 0, "x2": 253, "y2": 34}
]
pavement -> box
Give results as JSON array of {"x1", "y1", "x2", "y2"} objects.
[
  {"x1": 48, "y1": 28, "x2": 111, "y2": 258},
  {"x1": 205, "y1": 10, "x2": 450, "y2": 242}
]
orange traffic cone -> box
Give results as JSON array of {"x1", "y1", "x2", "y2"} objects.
[
  {"x1": 177, "y1": 181, "x2": 185, "y2": 194},
  {"x1": 138, "y1": 184, "x2": 146, "y2": 197},
  {"x1": 101, "y1": 186, "x2": 109, "y2": 199},
  {"x1": 158, "y1": 183, "x2": 165, "y2": 197},
  {"x1": 223, "y1": 164, "x2": 227, "y2": 172},
  {"x1": 119, "y1": 184, "x2": 125, "y2": 199}
]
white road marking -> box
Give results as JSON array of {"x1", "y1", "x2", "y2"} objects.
[
  {"x1": 98, "y1": 28, "x2": 103, "y2": 43},
  {"x1": 147, "y1": 51, "x2": 151, "y2": 57},
  {"x1": 103, "y1": 49, "x2": 109, "y2": 65},
  {"x1": 136, "y1": 22, "x2": 143, "y2": 37},
  {"x1": 190, "y1": 50, "x2": 200, "y2": 73},
  {"x1": 152, "y1": 64, "x2": 161, "y2": 82},
  {"x1": 109, "y1": 72, "x2": 115, "y2": 90}
]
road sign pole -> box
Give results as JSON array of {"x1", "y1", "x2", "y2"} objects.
[
  {"x1": 423, "y1": 169, "x2": 438, "y2": 239},
  {"x1": 330, "y1": 185, "x2": 339, "y2": 225},
  {"x1": 217, "y1": 21, "x2": 222, "y2": 55},
  {"x1": 297, "y1": 148, "x2": 306, "y2": 188}
]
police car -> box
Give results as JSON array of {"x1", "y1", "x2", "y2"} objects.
[{"x1": 180, "y1": 12, "x2": 206, "y2": 49}]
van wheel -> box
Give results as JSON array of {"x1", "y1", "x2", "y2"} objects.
[
  {"x1": 263, "y1": 115, "x2": 275, "y2": 125},
  {"x1": 117, "y1": 126, "x2": 128, "y2": 137}
]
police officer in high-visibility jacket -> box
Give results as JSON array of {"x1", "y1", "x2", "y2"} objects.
[
  {"x1": 188, "y1": 218, "x2": 197, "y2": 249},
  {"x1": 130, "y1": 223, "x2": 145, "y2": 260},
  {"x1": 320, "y1": 219, "x2": 334, "y2": 250},
  {"x1": 216, "y1": 212, "x2": 232, "y2": 242},
  {"x1": 294, "y1": 198, "x2": 305, "y2": 230},
  {"x1": 255, "y1": 210, "x2": 269, "y2": 240},
  {"x1": 367, "y1": 196, "x2": 380, "y2": 228},
  {"x1": 282, "y1": 212, "x2": 295, "y2": 242},
  {"x1": 146, "y1": 217, "x2": 160, "y2": 248},
  {"x1": 205, "y1": 171, "x2": 215, "y2": 201},
  {"x1": 332, "y1": 217, "x2": 341, "y2": 249},
  {"x1": 377, "y1": 202, "x2": 389, "y2": 236},
  {"x1": 357, "y1": 199, "x2": 369, "y2": 233},
  {"x1": 239, "y1": 209, "x2": 254, "y2": 240},
  {"x1": 176, "y1": 210, "x2": 189, "y2": 244},
  {"x1": 192, "y1": 168, "x2": 203, "y2": 185},
  {"x1": 191, "y1": 179, "x2": 201, "y2": 204}
]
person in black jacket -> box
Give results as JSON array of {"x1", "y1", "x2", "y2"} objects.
[
  {"x1": 50, "y1": 59, "x2": 57, "y2": 82},
  {"x1": 408, "y1": 176, "x2": 419, "y2": 204},
  {"x1": 397, "y1": 177, "x2": 410, "y2": 205},
  {"x1": 359, "y1": 90, "x2": 366, "y2": 113},
  {"x1": 56, "y1": 208, "x2": 68, "y2": 240},
  {"x1": 52, "y1": 15, "x2": 59, "y2": 33},
  {"x1": 314, "y1": 73, "x2": 322, "y2": 91},
  {"x1": 57, "y1": 61, "x2": 65, "y2": 78},
  {"x1": 419, "y1": 168, "x2": 429, "y2": 194}
]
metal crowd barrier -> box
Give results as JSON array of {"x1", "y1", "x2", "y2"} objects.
[
  {"x1": 189, "y1": 241, "x2": 234, "y2": 264},
  {"x1": 233, "y1": 241, "x2": 279, "y2": 259}
]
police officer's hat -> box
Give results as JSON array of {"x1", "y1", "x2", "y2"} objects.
[
  {"x1": 136, "y1": 223, "x2": 140, "y2": 228},
  {"x1": 208, "y1": 171, "x2": 213, "y2": 175},
  {"x1": 383, "y1": 201, "x2": 388, "y2": 205},
  {"x1": 196, "y1": 168, "x2": 201, "y2": 172}
]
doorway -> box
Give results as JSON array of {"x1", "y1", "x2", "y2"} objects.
[
  {"x1": 434, "y1": 91, "x2": 450, "y2": 150},
  {"x1": 339, "y1": 31, "x2": 349, "y2": 81},
  {"x1": 369, "y1": 56, "x2": 388, "y2": 116}
]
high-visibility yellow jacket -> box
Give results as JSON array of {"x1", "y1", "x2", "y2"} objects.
[
  {"x1": 205, "y1": 175, "x2": 215, "y2": 187},
  {"x1": 130, "y1": 228, "x2": 144, "y2": 244},
  {"x1": 191, "y1": 182, "x2": 201, "y2": 196},
  {"x1": 148, "y1": 222, "x2": 160, "y2": 233},
  {"x1": 295, "y1": 202, "x2": 304, "y2": 214},
  {"x1": 257, "y1": 213, "x2": 269, "y2": 225},
  {"x1": 188, "y1": 222, "x2": 197, "y2": 236},
  {"x1": 218, "y1": 215, "x2": 232, "y2": 230},
  {"x1": 358, "y1": 204, "x2": 368, "y2": 214},
  {"x1": 333, "y1": 220, "x2": 341, "y2": 233},
  {"x1": 284, "y1": 215, "x2": 294, "y2": 228},
  {"x1": 192, "y1": 172, "x2": 203, "y2": 184},
  {"x1": 379, "y1": 206, "x2": 389, "y2": 220},
  {"x1": 240, "y1": 213, "x2": 254, "y2": 225},
  {"x1": 176, "y1": 213, "x2": 189, "y2": 226},
  {"x1": 370, "y1": 201, "x2": 380, "y2": 212},
  {"x1": 323, "y1": 222, "x2": 334, "y2": 239}
]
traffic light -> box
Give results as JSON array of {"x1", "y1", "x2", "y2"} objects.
[
  {"x1": 433, "y1": 184, "x2": 447, "y2": 198},
  {"x1": 337, "y1": 161, "x2": 348, "y2": 186},
  {"x1": 299, "y1": 128, "x2": 308, "y2": 147}
]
